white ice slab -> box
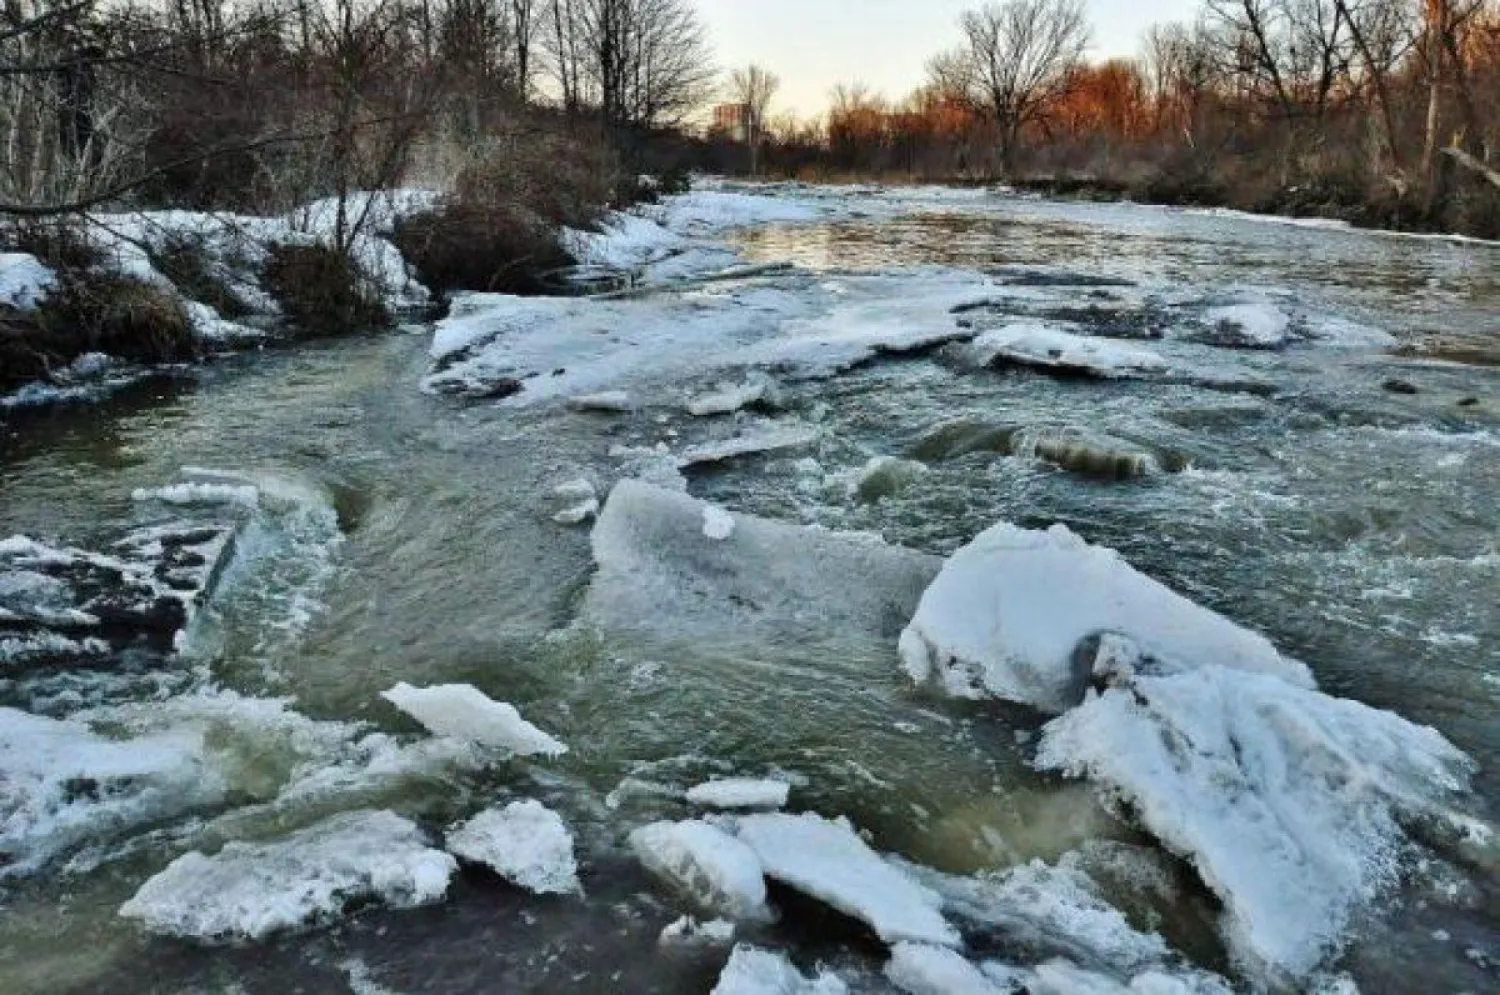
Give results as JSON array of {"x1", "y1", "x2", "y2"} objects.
[
  {"x1": 445, "y1": 799, "x2": 579, "y2": 895},
  {"x1": 381, "y1": 683, "x2": 567, "y2": 756},
  {"x1": 898, "y1": 521, "x2": 1313, "y2": 712},
  {"x1": 685, "y1": 778, "x2": 790, "y2": 811},
  {"x1": 119, "y1": 809, "x2": 455, "y2": 941},
  {"x1": 1036, "y1": 665, "x2": 1476, "y2": 982},
  {"x1": 734, "y1": 812, "x2": 959, "y2": 948},
  {"x1": 711, "y1": 944, "x2": 849, "y2": 995},
  {"x1": 886, "y1": 943, "x2": 1005, "y2": 995},
  {"x1": 969, "y1": 323, "x2": 1167, "y2": 377},
  {"x1": 630, "y1": 819, "x2": 772, "y2": 921}
]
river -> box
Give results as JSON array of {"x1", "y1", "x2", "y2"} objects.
[{"x1": 1, "y1": 186, "x2": 1496, "y2": 994}]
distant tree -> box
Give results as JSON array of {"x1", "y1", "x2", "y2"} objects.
[
  {"x1": 951, "y1": 0, "x2": 1091, "y2": 172},
  {"x1": 729, "y1": 64, "x2": 779, "y2": 174}
]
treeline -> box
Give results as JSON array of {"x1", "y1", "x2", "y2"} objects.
[
  {"x1": 723, "y1": 0, "x2": 1500, "y2": 237},
  {"x1": 0, "y1": 0, "x2": 713, "y2": 220}
]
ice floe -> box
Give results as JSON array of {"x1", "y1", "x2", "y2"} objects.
[
  {"x1": 711, "y1": 944, "x2": 849, "y2": 995},
  {"x1": 898, "y1": 521, "x2": 1313, "y2": 712},
  {"x1": 885, "y1": 943, "x2": 1004, "y2": 995},
  {"x1": 701, "y1": 505, "x2": 737, "y2": 541},
  {"x1": 659, "y1": 915, "x2": 738, "y2": 949},
  {"x1": 380, "y1": 683, "x2": 568, "y2": 756},
  {"x1": 968, "y1": 322, "x2": 1168, "y2": 377},
  {"x1": 1196, "y1": 303, "x2": 1297, "y2": 349},
  {"x1": 119, "y1": 809, "x2": 455, "y2": 941},
  {"x1": 629, "y1": 819, "x2": 772, "y2": 921},
  {"x1": 445, "y1": 799, "x2": 579, "y2": 895},
  {"x1": 688, "y1": 376, "x2": 781, "y2": 417},
  {"x1": 685, "y1": 778, "x2": 790, "y2": 811},
  {"x1": 1036, "y1": 664, "x2": 1477, "y2": 982},
  {"x1": 676, "y1": 422, "x2": 821, "y2": 467},
  {"x1": 585, "y1": 480, "x2": 939, "y2": 642},
  {"x1": 734, "y1": 812, "x2": 960, "y2": 948}
]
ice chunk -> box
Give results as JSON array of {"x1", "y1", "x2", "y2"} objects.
[
  {"x1": 380, "y1": 683, "x2": 567, "y2": 756},
  {"x1": 119, "y1": 809, "x2": 456, "y2": 942},
  {"x1": 711, "y1": 945, "x2": 849, "y2": 995},
  {"x1": 686, "y1": 778, "x2": 790, "y2": 811},
  {"x1": 552, "y1": 478, "x2": 597, "y2": 503},
  {"x1": 899, "y1": 855, "x2": 1172, "y2": 974},
  {"x1": 567, "y1": 390, "x2": 635, "y2": 413},
  {"x1": 898, "y1": 521, "x2": 1313, "y2": 712},
  {"x1": 1036, "y1": 666, "x2": 1476, "y2": 982},
  {"x1": 630, "y1": 819, "x2": 771, "y2": 921},
  {"x1": 688, "y1": 378, "x2": 778, "y2": 417},
  {"x1": 677, "y1": 423, "x2": 820, "y2": 467},
  {"x1": 1016, "y1": 960, "x2": 1234, "y2": 995},
  {"x1": 702, "y1": 505, "x2": 737, "y2": 541},
  {"x1": 585, "y1": 481, "x2": 939, "y2": 643},
  {"x1": 445, "y1": 799, "x2": 579, "y2": 895},
  {"x1": 132, "y1": 481, "x2": 261, "y2": 507},
  {"x1": 659, "y1": 915, "x2": 737, "y2": 949},
  {"x1": 734, "y1": 812, "x2": 959, "y2": 948},
  {"x1": 969, "y1": 323, "x2": 1167, "y2": 377},
  {"x1": 887, "y1": 943, "x2": 1004, "y2": 995},
  {"x1": 0, "y1": 707, "x2": 221, "y2": 878}
]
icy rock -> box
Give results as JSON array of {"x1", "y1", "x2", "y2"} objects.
[
  {"x1": 630, "y1": 820, "x2": 772, "y2": 921},
  {"x1": 886, "y1": 943, "x2": 1005, "y2": 995},
  {"x1": 567, "y1": 390, "x2": 635, "y2": 413},
  {"x1": 1036, "y1": 666, "x2": 1476, "y2": 982},
  {"x1": 711, "y1": 944, "x2": 849, "y2": 995},
  {"x1": 850, "y1": 457, "x2": 930, "y2": 504},
  {"x1": 553, "y1": 499, "x2": 600, "y2": 526},
  {"x1": 119, "y1": 809, "x2": 456, "y2": 942},
  {"x1": 1196, "y1": 304, "x2": 1296, "y2": 349},
  {"x1": 585, "y1": 481, "x2": 939, "y2": 643},
  {"x1": 898, "y1": 521, "x2": 1313, "y2": 713},
  {"x1": 734, "y1": 812, "x2": 959, "y2": 948},
  {"x1": 380, "y1": 683, "x2": 567, "y2": 756},
  {"x1": 702, "y1": 505, "x2": 737, "y2": 541},
  {"x1": 0, "y1": 707, "x2": 221, "y2": 878},
  {"x1": 685, "y1": 778, "x2": 790, "y2": 811},
  {"x1": 659, "y1": 915, "x2": 737, "y2": 949},
  {"x1": 445, "y1": 799, "x2": 579, "y2": 895},
  {"x1": 1008, "y1": 429, "x2": 1160, "y2": 481},
  {"x1": 551, "y1": 478, "x2": 597, "y2": 503},
  {"x1": 968, "y1": 323, "x2": 1167, "y2": 377}
]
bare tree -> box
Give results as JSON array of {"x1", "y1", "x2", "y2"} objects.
[
  {"x1": 951, "y1": 0, "x2": 1090, "y2": 173},
  {"x1": 728, "y1": 63, "x2": 778, "y2": 174}
]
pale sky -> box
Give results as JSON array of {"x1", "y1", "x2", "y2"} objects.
[{"x1": 695, "y1": 0, "x2": 1203, "y2": 117}]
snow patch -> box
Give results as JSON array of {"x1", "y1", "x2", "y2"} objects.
[{"x1": 0, "y1": 252, "x2": 56, "y2": 308}]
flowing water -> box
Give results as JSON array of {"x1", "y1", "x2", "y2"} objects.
[{"x1": 1, "y1": 191, "x2": 1497, "y2": 994}]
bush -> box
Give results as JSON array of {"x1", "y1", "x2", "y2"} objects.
[
  {"x1": 150, "y1": 233, "x2": 254, "y2": 319},
  {"x1": 0, "y1": 274, "x2": 200, "y2": 390},
  {"x1": 261, "y1": 243, "x2": 390, "y2": 337},
  {"x1": 393, "y1": 128, "x2": 617, "y2": 296}
]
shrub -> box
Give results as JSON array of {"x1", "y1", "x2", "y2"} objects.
[
  {"x1": 150, "y1": 233, "x2": 254, "y2": 319},
  {"x1": 0, "y1": 273, "x2": 199, "y2": 390},
  {"x1": 261, "y1": 243, "x2": 390, "y2": 337}
]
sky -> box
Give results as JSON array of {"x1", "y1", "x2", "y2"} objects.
[{"x1": 694, "y1": 0, "x2": 1202, "y2": 117}]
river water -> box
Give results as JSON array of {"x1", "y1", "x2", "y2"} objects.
[{"x1": 1, "y1": 188, "x2": 1496, "y2": 994}]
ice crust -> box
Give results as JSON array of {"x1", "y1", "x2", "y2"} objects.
[
  {"x1": 445, "y1": 799, "x2": 579, "y2": 895},
  {"x1": 119, "y1": 809, "x2": 455, "y2": 941},
  {"x1": 686, "y1": 778, "x2": 790, "y2": 811},
  {"x1": 898, "y1": 521, "x2": 1313, "y2": 712},
  {"x1": 711, "y1": 945, "x2": 849, "y2": 995},
  {"x1": 629, "y1": 819, "x2": 772, "y2": 920},
  {"x1": 380, "y1": 682, "x2": 567, "y2": 756},
  {"x1": 0, "y1": 252, "x2": 56, "y2": 308},
  {"x1": 969, "y1": 323, "x2": 1168, "y2": 377},
  {"x1": 1036, "y1": 665, "x2": 1476, "y2": 981},
  {"x1": 734, "y1": 812, "x2": 960, "y2": 948}
]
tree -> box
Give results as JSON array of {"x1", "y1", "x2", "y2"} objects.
[
  {"x1": 950, "y1": 0, "x2": 1090, "y2": 172},
  {"x1": 729, "y1": 64, "x2": 779, "y2": 174}
]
